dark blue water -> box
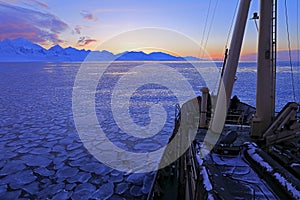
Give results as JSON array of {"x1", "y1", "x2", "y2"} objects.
[
  {"x1": 233, "y1": 61, "x2": 300, "y2": 112},
  {"x1": 0, "y1": 61, "x2": 299, "y2": 199}
]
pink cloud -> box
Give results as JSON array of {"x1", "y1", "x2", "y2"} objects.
[
  {"x1": 0, "y1": 22, "x2": 44, "y2": 42},
  {"x1": 77, "y1": 36, "x2": 97, "y2": 46},
  {"x1": 74, "y1": 25, "x2": 82, "y2": 34},
  {"x1": 80, "y1": 10, "x2": 98, "y2": 22},
  {"x1": 0, "y1": 2, "x2": 68, "y2": 44},
  {"x1": 3, "y1": 0, "x2": 49, "y2": 9},
  {"x1": 36, "y1": 1, "x2": 48, "y2": 9}
]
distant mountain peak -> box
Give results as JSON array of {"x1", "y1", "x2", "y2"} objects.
[
  {"x1": 0, "y1": 38, "x2": 201, "y2": 62},
  {"x1": 49, "y1": 44, "x2": 63, "y2": 51},
  {"x1": 7, "y1": 38, "x2": 43, "y2": 50}
]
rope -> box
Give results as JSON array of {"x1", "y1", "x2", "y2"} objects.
[
  {"x1": 254, "y1": 19, "x2": 259, "y2": 32},
  {"x1": 297, "y1": 0, "x2": 300, "y2": 103},
  {"x1": 298, "y1": 0, "x2": 299, "y2": 65},
  {"x1": 201, "y1": 0, "x2": 219, "y2": 58},
  {"x1": 225, "y1": 0, "x2": 240, "y2": 49},
  {"x1": 212, "y1": 0, "x2": 239, "y2": 94},
  {"x1": 284, "y1": 0, "x2": 296, "y2": 102},
  {"x1": 200, "y1": 0, "x2": 212, "y2": 57}
]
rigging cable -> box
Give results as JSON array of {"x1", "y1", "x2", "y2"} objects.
[
  {"x1": 200, "y1": 0, "x2": 212, "y2": 57},
  {"x1": 221, "y1": 0, "x2": 239, "y2": 76},
  {"x1": 254, "y1": 18, "x2": 259, "y2": 32},
  {"x1": 201, "y1": 0, "x2": 219, "y2": 58},
  {"x1": 225, "y1": 0, "x2": 240, "y2": 49},
  {"x1": 213, "y1": 0, "x2": 239, "y2": 93},
  {"x1": 297, "y1": 0, "x2": 300, "y2": 103},
  {"x1": 284, "y1": 0, "x2": 297, "y2": 102},
  {"x1": 222, "y1": 0, "x2": 239, "y2": 71}
]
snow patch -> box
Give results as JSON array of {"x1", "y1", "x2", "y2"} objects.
[
  {"x1": 273, "y1": 172, "x2": 300, "y2": 199},
  {"x1": 200, "y1": 167, "x2": 213, "y2": 191},
  {"x1": 290, "y1": 163, "x2": 300, "y2": 167},
  {"x1": 246, "y1": 143, "x2": 274, "y2": 172}
]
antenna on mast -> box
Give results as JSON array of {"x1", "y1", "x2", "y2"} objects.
[{"x1": 251, "y1": 12, "x2": 259, "y2": 31}]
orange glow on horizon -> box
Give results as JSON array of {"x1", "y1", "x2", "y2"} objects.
[{"x1": 36, "y1": 40, "x2": 258, "y2": 61}]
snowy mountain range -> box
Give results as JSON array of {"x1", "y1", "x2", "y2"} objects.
[{"x1": 0, "y1": 38, "x2": 200, "y2": 62}]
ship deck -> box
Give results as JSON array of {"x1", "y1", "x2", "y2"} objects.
[
  {"x1": 194, "y1": 125, "x2": 300, "y2": 199},
  {"x1": 148, "y1": 124, "x2": 300, "y2": 199}
]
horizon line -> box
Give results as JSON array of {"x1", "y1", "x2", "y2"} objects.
[{"x1": 1, "y1": 37, "x2": 300, "y2": 61}]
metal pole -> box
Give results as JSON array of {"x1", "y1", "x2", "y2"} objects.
[{"x1": 251, "y1": 0, "x2": 274, "y2": 137}]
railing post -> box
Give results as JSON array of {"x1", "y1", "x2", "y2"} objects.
[{"x1": 200, "y1": 87, "x2": 209, "y2": 128}]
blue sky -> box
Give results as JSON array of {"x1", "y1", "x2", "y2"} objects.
[{"x1": 0, "y1": 0, "x2": 299, "y2": 59}]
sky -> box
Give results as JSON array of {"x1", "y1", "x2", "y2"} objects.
[{"x1": 0, "y1": 0, "x2": 299, "y2": 59}]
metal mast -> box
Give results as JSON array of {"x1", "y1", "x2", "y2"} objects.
[
  {"x1": 251, "y1": 0, "x2": 276, "y2": 137},
  {"x1": 271, "y1": 0, "x2": 277, "y2": 123},
  {"x1": 209, "y1": 0, "x2": 251, "y2": 135}
]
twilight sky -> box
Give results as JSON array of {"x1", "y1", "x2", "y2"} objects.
[{"x1": 0, "y1": 0, "x2": 299, "y2": 59}]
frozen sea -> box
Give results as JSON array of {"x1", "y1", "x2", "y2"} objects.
[{"x1": 0, "y1": 61, "x2": 299, "y2": 199}]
